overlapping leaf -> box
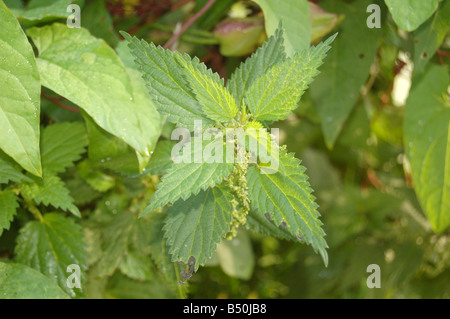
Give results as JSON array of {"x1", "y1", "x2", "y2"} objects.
[
  {"x1": 176, "y1": 54, "x2": 237, "y2": 122},
  {"x1": 244, "y1": 34, "x2": 336, "y2": 122},
  {"x1": 15, "y1": 213, "x2": 86, "y2": 298},
  {"x1": 246, "y1": 150, "x2": 328, "y2": 265},
  {"x1": 41, "y1": 122, "x2": 88, "y2": 176},
  {"x1": 121, "y1": 32, "x2": 214, "y2": 129},
  {"x1": 19, "y1": 175, "x2": 80, "y2": 217},
  {"x1": 142, "y1": 138, "x2": 233, "y2": 215},
  {"x1": 227, "y1": 26, "x2": 286, "y2": 108},
  {"x1": 163, "y1": 186, "x2": 233, "y2": 270}
]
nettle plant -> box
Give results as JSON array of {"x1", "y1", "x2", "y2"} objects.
[
  {"x1": 122, "y1": 27, "x2": 336, "y2": 271},
  {"x1": 0, "y1": 0, "x2": 336, "y2": 299}
]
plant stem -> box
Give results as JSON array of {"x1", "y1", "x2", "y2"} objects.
[
  {"x1": 23, "y1": 195, "x2": 44, "y2": 222},
  {"x1": 163, "y1": 0, "x2": 216, "y2": 49},
  {"x1": 41, "y1": 91, "x2": 80, "y2": 113}
]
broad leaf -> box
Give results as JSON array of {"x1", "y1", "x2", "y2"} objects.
[
  {"x1": 0, "y1": 1, "x2": 41, "y2": 176},
  {"x1": 216, "y1": 230, "x2": 255, "y2": 280},
  {"x1": 404, "y1": 64, "x2": 450, "y2": 232},
  {"x1": 143, "y1": 138, "x2": 233, "y2": 215},
  {"x1": 121, "y1": 32, "x2": 214, "y2": 130},
  {"x1": 0, "y1": 262, "x2": 69, "y2": 299},
  {"x1": 15, "y1": 213, "x2": 86, "y2": 298},
  {"x1": 148, "y1": 211, "x2": 188, "y2": 298},
  {"x1": 246, "y1": 150, "x2": 328, "y2": 265},
  {"x1": 310, "y1": 0, "x2": 382, "y2": 148},
  {"x1": 41, "y1": 122, "x2": 88, "y2": 176},
  {"x1": 163, "y1": 186, "x2": 233, "y2": 270},
  {"x1": 413, "y1": 0, "x2": 450, "y2": 75},
  {"x1": 27, "y1": 23, "x2": 159, "y2": 164},
  {"x1": 0, "y1": 189, "x2": 19, "y2": 236},
  {"x1": 385, "y1": 0, "x2": 442, "y2": 31},
  {"x1": 227, "y1": 26, "x2": 286, "y2": 108},
  {"x1": 254, "y1": 0, "x2": 311, "y2": 56},
  {"x1": 244, "y1": 34, "x2": 336, "y2": 122},
  {"x1": 19, "y1": 175, "x2": 80, "y2": 217},
  {"x1": 176, "y1": 54, "x2": 237, "y2": 122}
]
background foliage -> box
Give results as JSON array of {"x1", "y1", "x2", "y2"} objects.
[{"x1": 0, "y1": 0, "x2": 449, "y2": 299}]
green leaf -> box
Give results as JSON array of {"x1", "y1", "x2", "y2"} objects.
[
  {"x1": 244, "y1": 34, "x2": 336, "y2": 122},
  {"x1": 27, "y1": 23, "x2": 159, "y2": 163},
  {"x1": 3, "y1": 0, "x2": 24, "y2": 10},
  {"x1": 65, "y1": 172, "x2": 101, "y2": 206},
  {"x1": 15, "y1": 213, "x2": 86, "y2": 298},
  {"x1": 77, "y1": 160, "x2": 115, "y2": 193},
  {"x1": 310, "y1": 0, "x2": 382, "y2": 148},
  {"x1": 148, "y1": 211, "x2": 188, "y2": 298},
  {"x1": 97, "y1": 211, "x2": 135, "y2": 277},
  {"x1": 143, "y1": 138, "x2": 233, "y2": 215},
  {"x1": 0, "y1": 262, "x2": 69, "y2": 299},
  {"x1": 82, "y1": 111, "x2": 140, "y2": 176},
  {"x1": 14, "y1": 0, "x2": 72, "y2": 22},
  {"x1": 119, "y1": 251, "x2": 154, "y2": 281},
  {"x1": 413, "y1": 0, "x2": 450, "y2": 75},
  {"x1": 246, "y1": 150, "x2": 328, "y2": 265},
  {"x1": 216, "y1": 230, "x2": 255, "y2": 280},
  {"x1": 245, "y1": 209, "x2": 295, "y2": 241},
  {"x1": 105, "y1": 272, "x2": 175, "y2": 299},
  {"x1": 163, "y1": 186, "x2": 233, "y2": 270},
  {"x1": 0, "y1": 1, "x2": 41, "y2": 177},
  {"x1": 81, "y1": 0, "x2": 119, "y2": 47},
  {"x1": 41, "y1": 122, "x2": 88, "y2": 176},
  {"x1": 146, "y1": 140, "x2": 176, "y2": 175},
  {"x1": 0, "y1": 189, "x2": 19, "y2": 236},
  {"x1": 176, "y1": 54, "x2": 237, "y2": 122},
  {"x1": 404, "y1": 64, "x2": 450, "y2": 232},
  {"x1": 227, "y1": 26, "x2": 286, "y2": 108},
  {"x1": 254, "y1": 0, "x2": 311, "y2": 56},
  {"x1": 20, "y1": 175, "x2": 80, "y2": 217},
  {"x1": 0, "y1": 151, "x2": 32, "y2": 184},
  {"x1": 385, "y1": 0, "x2": 442, "y2": 31},
  {"x1": 121, "y1": 32, "x2": 214, "y2": 130}
]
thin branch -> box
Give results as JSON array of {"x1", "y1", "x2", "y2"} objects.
[
  {"x1": 41, "y1": 91, "x2": 80, "y2": 113},
  {"x1": 163, "y1": 0, "x2": 215, "y2": 49}
]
